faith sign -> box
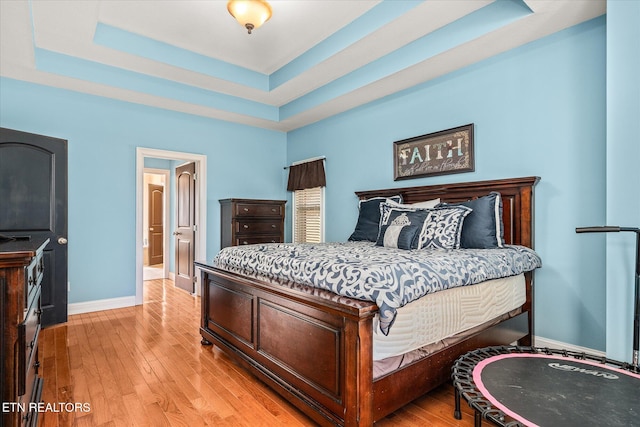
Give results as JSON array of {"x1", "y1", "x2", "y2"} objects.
[{"x1": 393, "y1": 124, "x2": 474, "y2": 180}]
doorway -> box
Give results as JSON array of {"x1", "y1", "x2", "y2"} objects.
[
  {"x1": 135, "y1": 148, "x2": 207, "y2": 305},
  {"x1": 143, "y1": 169, "x2": 169, "y2": 281}
]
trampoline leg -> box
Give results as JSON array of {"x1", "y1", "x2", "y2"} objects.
[
  {"x1": 474, "y1": 410, "x2": 482, "y2": 427},
  {"x1": 454, "y1": 389, "x2": 462, "y2": 419}
]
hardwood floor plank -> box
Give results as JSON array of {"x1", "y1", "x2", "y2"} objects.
[
  {"x1": 185, "y1": 372, "x2": 237, "y2": 419},
  {"x1": 39, "y1": 278, "x2": 475, "y2": 426}
]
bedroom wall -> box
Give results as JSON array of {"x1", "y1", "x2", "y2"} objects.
[
  {"x1": 0, "y1": 79, "x2": 287, "y2": 304},
  {"x1": 606, "y1": 2, "x2": 640, "y2": 364},
  {"x1": 287, "y1": 17, "x2": 607, "y2": 351},
  {"x1": 0, "y1": 14, "x2": 623, "y2": 356}
]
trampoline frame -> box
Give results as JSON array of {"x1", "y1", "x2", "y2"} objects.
[{"x1": 451, "y1": 345, "x2": 638, "y2": 427}]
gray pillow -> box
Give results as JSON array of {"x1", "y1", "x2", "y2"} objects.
[{"x1": 438, "y1": 192, "x2": 504, "y2": 248}]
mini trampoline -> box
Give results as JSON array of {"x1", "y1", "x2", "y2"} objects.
[{"x1": 452, "y1": 346, "x2": 640, "y2": 427}]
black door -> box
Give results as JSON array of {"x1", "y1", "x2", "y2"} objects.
[{"x1": 0, "y1": 128, "x2": 68, "y2": 326}]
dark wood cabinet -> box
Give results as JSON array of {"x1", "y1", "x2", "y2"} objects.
[
  {"x1": 220, "y1": 199, "x2": 286, "y2": 248},
  {"x1": 1, "y1": 238, "x2": 48, "y2": 427}
]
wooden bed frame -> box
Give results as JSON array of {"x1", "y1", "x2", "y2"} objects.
[{"x1": 196, "y1": 176, "x2": 540, "y2": 426}]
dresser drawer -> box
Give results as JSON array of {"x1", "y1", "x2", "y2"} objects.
[
  {"x1": 235, "y1": 235, "x2": 283, "y2": 246},
  {"x1": 25, "y1": 250, "x2": 44, "y2": 305},
  {"x1": 18, "y1": 356, "x2": 42, "y2": 427},
  {"x1": 234, "y1": 203, "x2": 283, "y2": 218},
  {"x1": 18, "y1": 287, "x2": 41, "y2": 397},
  {"x1": 235, "y1": 220, "x2": 282, "y2": 235}
]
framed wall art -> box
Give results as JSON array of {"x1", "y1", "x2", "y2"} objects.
[{"x1": 393, "y1": 123, "x2": 474, "y2": 180}]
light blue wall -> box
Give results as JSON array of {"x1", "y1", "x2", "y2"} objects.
[
  {"x1": 287, "y1": 18, "x2": 607, "y2": 351},
  {"x1": 0, "y1": 79, "x2": 287, "y2": 304},
  {"x1": 1, "y1": 15, "x2": 624, "y2": 354},
  {"x1": 606, "y1": 2, "x2": 640, "y2": 364}
]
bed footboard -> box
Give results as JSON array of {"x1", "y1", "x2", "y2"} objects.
[{"x1": 197, "y1": 263, "x2": 378, "y2": 427}]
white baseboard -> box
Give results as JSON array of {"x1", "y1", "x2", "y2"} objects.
[
  {"x1": 533, "y1": 335, "x2": 606, "y2": 358},
  {"x1": 68, "y1": 296, "x2": 136, "y2": 316}
]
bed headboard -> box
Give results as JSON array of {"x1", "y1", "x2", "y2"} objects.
[{"x1": 355, "y1": 176, "x2": 540, "y2": 248}]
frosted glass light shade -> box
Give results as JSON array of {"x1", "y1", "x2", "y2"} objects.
[{"x1": 227, "y1": 0, "x2": 272, "y2": 34}]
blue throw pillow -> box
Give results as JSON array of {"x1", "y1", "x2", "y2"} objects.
[
  {"x1": 349, "y1": 196, "x2": 402, "y2": 242},
  {"x1": 438, "y1": 192, "x2": 504, "y2": 248},
  {"x1": 376, "y1": 207, "x2": 430, "y2": 250}
]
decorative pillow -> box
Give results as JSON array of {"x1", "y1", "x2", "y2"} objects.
[
  {"x1": 416, "y1": 206, "x2": 473, "y2": 250},
  {"x1": 410, "y1": 198, "x2": 441, "y2": 209},
  {"x1": 348, "y1": 196, "x2": 402, "y2": 242},
  {"x1": 375, "y1": 208, "x2": 430, "y2": 249},
  {"x1": 438, "y1": 192, "x2": 504, "y2": 249},
  {"x1": 385, "y1": 198, "x2": 441, "y2": 210}
]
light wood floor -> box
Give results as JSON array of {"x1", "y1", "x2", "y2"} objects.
[{"x1": 39, "y1": 278, "x2": 476, "y2": 426}]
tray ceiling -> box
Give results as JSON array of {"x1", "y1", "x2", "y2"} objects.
[{"x1": 0, "y1": 0, "x2": 605, "y2": 132}]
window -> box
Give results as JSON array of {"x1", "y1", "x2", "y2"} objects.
[
  {"x1": 293, "y1": 186, "x2": 324, "y2": 243},
  {"x1": 287, "y1": 157, "x2": 326, "y2": 243}
]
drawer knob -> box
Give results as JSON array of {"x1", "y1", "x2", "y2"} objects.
[
  {"x1": 243, "y1": 225, "x2": 249, "y2": 229},
  {"x1": 58, "y1": 237, "x2": 68, "y2": 245},
  {"x1": 271, "y1": 208, "x2": 277, "y2": 212},
  {"x1": 243, "y1": 208, "x2": 249, "y2": 212},
  {"x1": 271, "y1": 224, "x2": 276, "y2": 228},
  {"x1": 242, "y1": 241, "x2": 248, "y2": 245}
]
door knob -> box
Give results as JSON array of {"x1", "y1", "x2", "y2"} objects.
[
  {"x1": 173, "y1": 231, "x2": 181, "y2": 236},
  {"x1": 58, "y1": 237, "x2": 68, "y2": 245}
]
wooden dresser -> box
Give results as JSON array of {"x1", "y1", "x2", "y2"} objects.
[
  {"x1": 220, "y1": 199, "x2": 286, "y2": 248},
  {"x1": 1, "y1": 238, "x2": 49, "y2": 427}
]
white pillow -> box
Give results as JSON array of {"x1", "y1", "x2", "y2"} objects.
[{"x1": 385, "y1": 198, "x2": 440, "y2": 210}]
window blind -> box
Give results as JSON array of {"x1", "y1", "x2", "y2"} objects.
[{"x1": 294, "y1": 187, "x2": 323, "y2": 243}]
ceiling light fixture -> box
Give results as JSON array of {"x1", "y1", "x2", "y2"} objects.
[{"x1": 227, "y1": 0, "x2": 272, "y2": 34}]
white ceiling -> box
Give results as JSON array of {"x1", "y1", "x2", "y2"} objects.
[{"x1": 0, "y1": 0, "x2": 605, "y2": 132}]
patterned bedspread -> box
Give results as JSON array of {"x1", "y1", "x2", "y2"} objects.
[{"x1": 212, "y1": 242, "x2": 542, "y2": 335}]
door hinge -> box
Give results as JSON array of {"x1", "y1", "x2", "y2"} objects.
[
  {"x1": 193, "y1": 173, "x2": 197, "y2": 181},
  {"x1": 193, "y1": 224, "x2": 198, "y2": 231}
]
